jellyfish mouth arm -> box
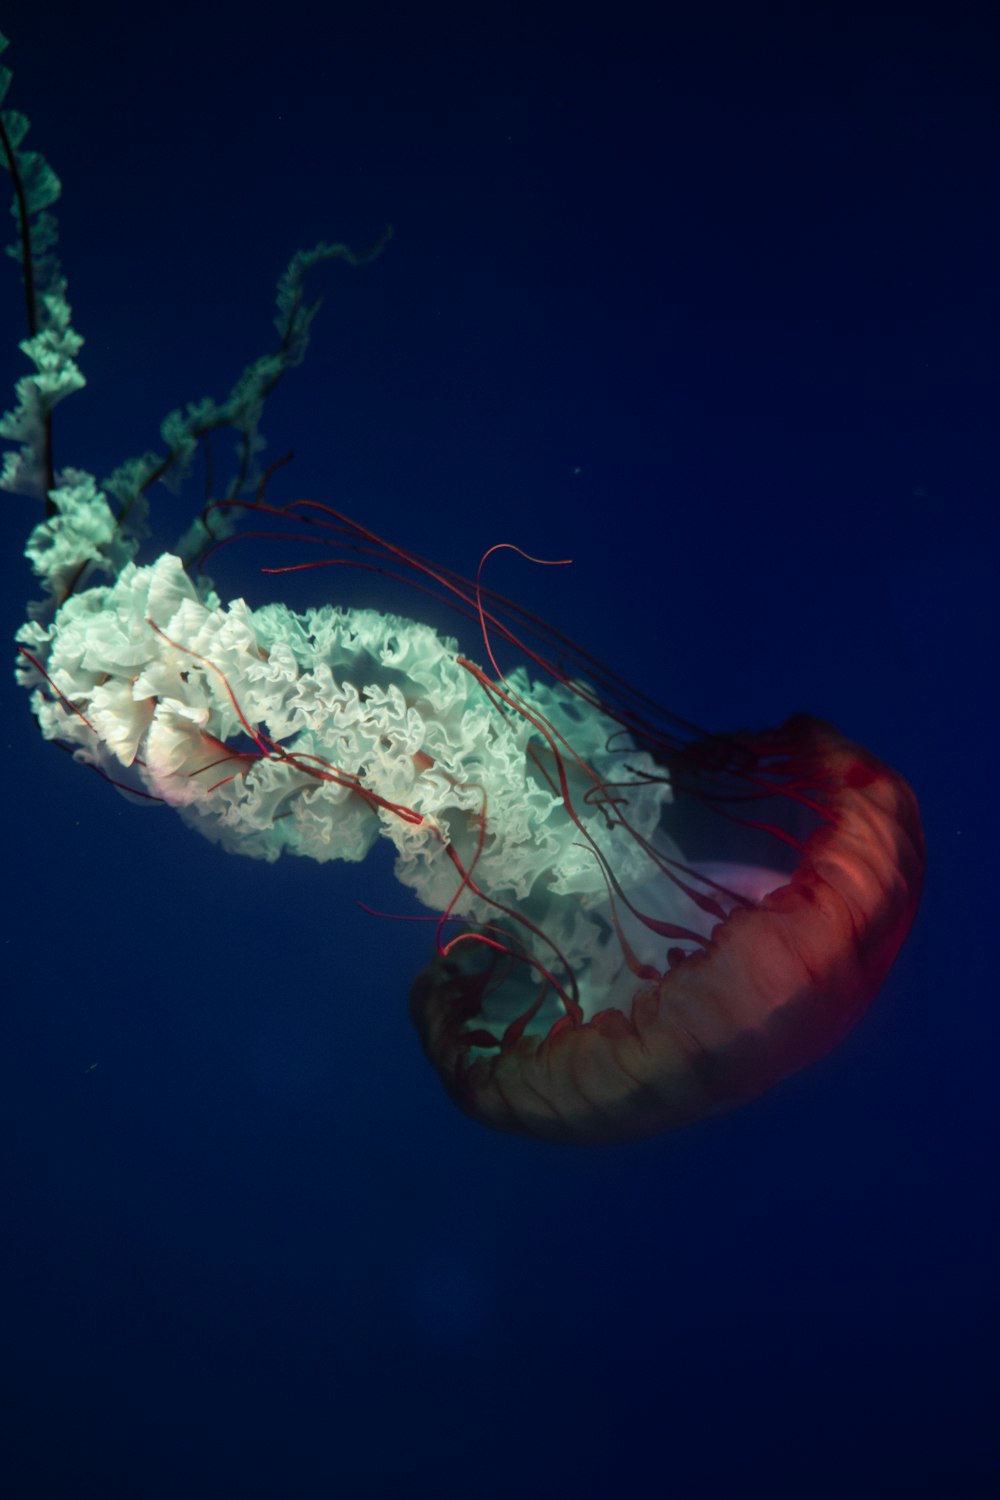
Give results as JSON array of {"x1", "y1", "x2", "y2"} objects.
[{"x1": 14, "y1": 546, "x2": 668, "y2": 900}]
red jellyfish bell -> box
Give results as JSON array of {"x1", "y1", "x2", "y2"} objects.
[{"x1": 410, "y1": 653, "x2": 924, "y2": 1143}]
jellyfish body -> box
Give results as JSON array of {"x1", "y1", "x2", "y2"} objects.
[{"x1": 3, "y1": 52, "x2": 924, "y2": 1143}]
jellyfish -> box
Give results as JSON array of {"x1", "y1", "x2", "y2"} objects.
[{"x1": 1, "y1": 40, "x2": 924, "y2": 1143}]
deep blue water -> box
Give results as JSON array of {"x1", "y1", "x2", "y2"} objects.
[{"x1": 1, "y1": 5, "x2": 996, "y2": 1496}]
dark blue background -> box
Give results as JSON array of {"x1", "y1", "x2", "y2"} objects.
[{"x1": 1, "y1": 4, "x2": 996, "y2": 1496}]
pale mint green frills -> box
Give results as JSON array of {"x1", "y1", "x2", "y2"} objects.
[{"x1": 17, "y1": 556, "x2": 672, "y2": 932}]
